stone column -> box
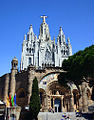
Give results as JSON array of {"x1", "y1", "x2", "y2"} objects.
[
  {"x1": 10, "y1": 70, "x2": 17, "y2": 96},
  {"x1": 10, "y1": 58, "x2": 18, "y2": 96},
  {"x1": 49, "y1": 96, "x2": 51, "y2": 107},
  {"x1": 79, "y1": 90, "x2": 83, "y2": 111},
  {"x1": 53, "y1": 97, "x2": 55, "y2": 111},
  {"x1": 3, "y1": 74, "x2": 9, "y2": 102},
  {"x1": 27, "y1": 68, "x2": 34, "y2": 104},
  {"x1": 69, "y1": 94, "x2": 74, "y2": 112},
  {"x1": 81, "y1": 82, "x2": 88, "y2": 112},
  {"x1": 44, "y1": 94, "x2": 48, "y2": 111},
  {"x1": 61, "y1": 96, "x2": 64, "y2": 112},
  {"x1": 27, "y1": 66, "x2": 36, "y2": 104},
  {"x1": 65, "y1": 99, "x2": 68, "y2": 112},
  {"x1": 27, "y1": 70, "x2": 31, "y2": 104}
]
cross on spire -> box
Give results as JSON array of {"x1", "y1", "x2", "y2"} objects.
[{"x1": 41, "y1": 15, "x2": 47, "y2": 23}]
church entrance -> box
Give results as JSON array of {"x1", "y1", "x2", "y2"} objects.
[
  {"x1": 39, "y1": 73, "x2": 71, "y2": 112},
  {"x1": 54, "y1": 98, "x2": 61, "y2": 112}
]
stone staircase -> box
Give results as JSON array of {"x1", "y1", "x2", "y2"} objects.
[{"x1": 38, "y1": 112, "x2": 89, "y2": 120}]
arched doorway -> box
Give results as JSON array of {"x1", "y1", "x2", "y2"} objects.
[
  {"x1": 39, "y1": 73, "x2": 71, "y2": 112},
  {"x1": 16, "y1": 88, "x2": 27, "y2": 107},
  {"x1": 47, "y1": 81, "x2": 69, "y2": 112},
  {"x1": 54, "y1": 98, "x2": 61, "y2": 112}
]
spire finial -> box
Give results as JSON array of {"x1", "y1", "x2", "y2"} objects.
[
  {"x1": 24, "y1": 34, "x2": 26, "y2": 40},
  {"x1": 67, "y1": 37, "x2": 70, "y2": 44},
  {"x1": 53, "y1": 36, "x2": 55, "y2": 44},
  {"x1": 59, "y1": 27, "x2": 64, "y2": 35},
  {"x1": 29, "y1": 24, "x2": 32, "y2": 29},
  {"x1": 41, "y1": 15, "x2": 47, "y2": 23}
]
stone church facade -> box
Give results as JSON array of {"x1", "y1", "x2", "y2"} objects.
[
  {"x1": 0, "y1": 16, "x2": 93, "y2": 113},
  {"x1": 21, "y1": 16, "x2": 72, "y2": 70}
]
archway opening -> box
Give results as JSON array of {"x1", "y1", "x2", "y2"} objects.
[
  {"x1": 16, "y1": 88, "x2": 27, "y2": 107},
  {"x1": 47, "y1": 81, "x2": 70, "y2": 112},
  {"x1": 16, "y1": 88, "x2": 26, "y2": 98},
  {"x1": 54, "y1": 98, "x2": 61, "y2": 112}
]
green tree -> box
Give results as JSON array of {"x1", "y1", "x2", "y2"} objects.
[
  {"x1": 58, "y1": 45, "x2": 94, "y2": 93},
  {"x1": 29, "y1": 77, "x2": 40, "y2": 120}
]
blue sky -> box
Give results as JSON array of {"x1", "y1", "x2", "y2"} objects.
[{"x1": 0, "y1": 0, "x2": 94, "y2": 76}]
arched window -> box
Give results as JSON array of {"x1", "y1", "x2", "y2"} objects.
[
  {"x1": 29, "y1": 48, "x2": 31, "y2": 53},
  {"x1": 28, "y1": 57, "x2": 32, "y2": 65}
]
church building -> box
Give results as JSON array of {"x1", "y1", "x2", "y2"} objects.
[
  {"x1": 21, "y1": 16, "x2": 72, "y2": 70},
  {"x1": 0, "y1": 16, "x2": 93, "y2": 115}
]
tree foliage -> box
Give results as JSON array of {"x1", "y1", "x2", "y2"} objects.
[
  {"x1": 29, "y1": 77, "x2": 40, "y2": 120},
  {"x1": 58, "y1": 45, "x2": 94, "y2": 88}
]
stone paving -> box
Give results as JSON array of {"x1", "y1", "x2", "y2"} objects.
[{"x1": 38, "y1": 112, "x2": 93, "y2": 120}]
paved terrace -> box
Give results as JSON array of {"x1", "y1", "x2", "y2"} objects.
[{"x1": 38, "y1": 112, "x2": 94, "y2": 120}]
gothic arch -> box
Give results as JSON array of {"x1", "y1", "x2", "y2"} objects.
[
  {"x1": 39, "y1": 72, "x2": 59, "y2": 91},
  {"x1": 47, "y1": 81, "x2": 69, "y2": 96},
  {"x1": 40, "y1": 72, "x2": 59, "y2": 82},
  {"x1": 38, "y1": 68, "x2": 64, "y2": 82}
]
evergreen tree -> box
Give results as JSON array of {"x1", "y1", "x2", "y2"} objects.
[
  {"x1": 58, "y1": 45, "x2": 94, "y2": 99},
  {"x1": 29, "y1": 77, "x2": 40, "y2": 120}
]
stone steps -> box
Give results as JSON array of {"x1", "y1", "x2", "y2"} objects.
[{"x1": 38, "y1": 112, "x2": 88, "y2": 120}]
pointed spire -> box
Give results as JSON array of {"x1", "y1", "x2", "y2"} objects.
[
  {"x1": 35, "y1": 35, "x2": 37, "y2": 42},
  {"x1": 67, "y1": 37, "x2": 70, "y2": 44},
  {"x1": 59, "y1": 27, "x2": 64, "y2": 35},
  {"x1": 24, "y1": 34, "x2": 26, "y2": 40},
  {"x1": 57, "y1": 37, "x2": 60, "y2": 45},
  {"x1": 67, "y1": 37, "x2": 72, "y2": 56},
  {"x1": 29, "y1": 24, "x2": 32, "y2": 29},
  {"x1": 53, "y1": 36, "x2": 55, "y2": 44},
  {"x1": 29, "y1": 24, "x2": 33, "y2": 33}
]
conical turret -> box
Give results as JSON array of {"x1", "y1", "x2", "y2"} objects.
[
  {"x1": 59, "y1": 27, "x2": 64, "y2": 36},
  {"x1": 27, "y1": 24, "x2": 34, "y2": 41},
  {"x1": 58, "y1": 27, "x2": 66, "y2": 45},
  {"x1": 29, "y1": 24, "x2": 33, "y2": 34}
]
